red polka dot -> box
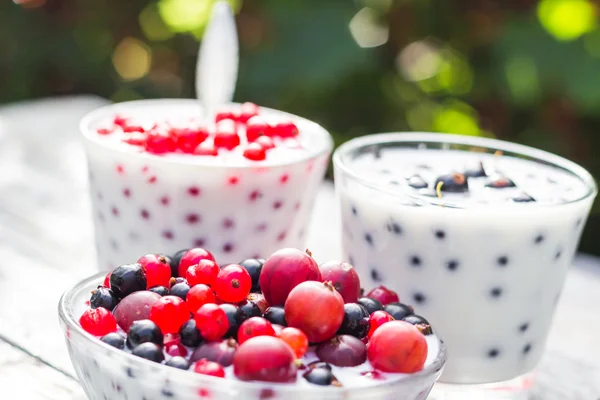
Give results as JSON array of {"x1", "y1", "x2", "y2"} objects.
[
  {"x1": 111, "y1": 207, "x2": 119, "y2": 217},
  {"x1": 280, "y1": 174, "x2": 289, "y2": 184},
  {"x1": 273, "y1": 201, "x2": 283, "y2": 210},
  {"x1": 249, "y1": 190, "x2": 262, "y2": 202},
  {"x1": 277, "y1": 231, "x2": 287, "y2": 242},
  {"x1": 306, "y1": 161, "x2": 314, "y2": 172},
  {"x1": 123, "y1": 188, "x2": 131, "y2": 198},
  {"x1": 160, "y1": 196, "x2": 170, "y2": 206},
  {"x1": 186, "y1": 213, "x2": 201, "y2": 224},
  {"x1": 116, "y1": 165, "x2": 125, "y2": 175},
  {"x1": 223, "y1": 218, "x2": 235, "y2": 229},
  {"x1": 163, "y1": 230, "x2": 174, "y2": 240},
  {"x1": 188, "y1": 186, "x2": 201, "y2": 197},
  {"x1": 252, "y1": 253, "x2": 261, "y2": 259},
  {"x1": 228, "y1": 176, "x2": 240, "y2": 185},
  {"x1": 97, "y1": 192, "x2": 104, "y2": 201},
  {"x1": 148, "y1": 176, "x2": 157, "y2": 184},
  {"x1": 141, "y1": 166, "x2": 149, "y2": 174},
  {"x1": 256, "y1": 223, "x2": 267, "y2": 232},
  {"x1": 294, "y1": 202, "x2": 301, "y2": 210},
  {"x1": 194, "y1": 238, "x2": 206, "y2": 247},
  {"x1": 223, "y1": 243, "x2": 234, "y2": 253},
  {"x1": 141, "y1": 209, "x2": 150, "y2": 220}
]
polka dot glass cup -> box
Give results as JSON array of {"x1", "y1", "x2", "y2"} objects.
[
  {"x1": 58, "y1": 272, "x2": 447, "y2": 400},
  {"x1": 81, "y1": 99, "x2": 332, "y2": 270},
  {"x1": 333, "y1": 133, "x2": 597, "y2": 385}
]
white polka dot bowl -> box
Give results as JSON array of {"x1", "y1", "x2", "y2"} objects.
[
  {"x1": 333, "y1": 133, "x2": 597, "y2": 385},
  {"x1": 58, "y1": 272, "x2": 448, "y2": 400},
  {"x1": 81, "y1": 99, "x2": 332, "y2": 270}
]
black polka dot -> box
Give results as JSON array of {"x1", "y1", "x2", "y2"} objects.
[
  {"x1": 351, "y1": 206, "x2": 358, "y2": 216},
  {"x1": 126, "y1": 367, "x2": 135, "y2": 378},
  {"x1": 488, "y1": 348, "x2": 500, "y2": 358},
  {"x1": 370, "y1": 268, "x2": 382, "y2": 282},
  {"x1": 576, "y1": 218, "x2": 583, "y2": 227},
  {"x1": 497, "y1": 256, "x2": 508, "y2": 267},
  {"x1": 161, "y1": 388, "x2": 174, "y2": 397},
  {"x1": 348, "y1": 255, "x2": 355, "y2": 265},
  {"x1": 413, "y1": 292, "x2": 426, "y2": 304},
  {"x1": 523, "y1": 343, "x2": 532, "y2": 355},
  {"x1": 519, "y1": 323, "x2": 529, "y2": 333},
  {"x1": 447, "y1": 260, "x2": 459, "y2": 271},
  {"x1": 534, "y1": 234, "x2": 544, "y2": 244},
  {"x1": 389, "y1": 180, "x2": 401, "y2": 185},
  {"x1": 435, "y1": 230, "x2": 446, "y2": 239},
  {"x1": 372, "y1": 145, "x2": 382, "y2": 159},
  {"x1": 555, "y1": 250, "x2": 562, "y2": 260},
  {"x1": 410, "y1": 256, "x2": 422, "y2": 267},
  {"x1": 364, "y1": 233, "x2": 374, "y2": 246},
  {"x1": 387, "y1": 222, "x2": 402, "y2": 235},
  {"x1": 490, "y1": 287, "x2": 503, "y2": 298}
]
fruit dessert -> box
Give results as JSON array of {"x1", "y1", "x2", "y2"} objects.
[
  {"x1": 64, "y1": 247, "x2": 445, "y2": 400},
  {"x1": 333, "y1": 133, "x2": 596, "y2": 384},
  {"x1": 81, "y1": 99, "x2": 332, "y2": 270}
]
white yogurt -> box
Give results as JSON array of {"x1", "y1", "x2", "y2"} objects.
[
  {"x1": 81, "y1": 99, "x2": 332, "y2": 269},
  {"x1": 333, "y1": 133, "x2": 596, "y2": 384}
]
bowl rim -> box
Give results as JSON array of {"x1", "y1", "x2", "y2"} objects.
[
  {"x1": 332, "y1": 132, "x2": 598, "y2": 210},
  {"x1": 80, "y1": 99, "x2": 334, "y2": 169},
  {"x1": 58, "y1": 271, "x2": 447, "y2": 395}
]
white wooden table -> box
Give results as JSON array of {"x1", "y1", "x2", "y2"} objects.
[{"x1": 0, "y1": 97, "x2": 598, "y2": 399}]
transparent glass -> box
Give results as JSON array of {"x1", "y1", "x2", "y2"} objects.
[
  {"x1": 58, "y1": 272, "x2": 447, "y2": 400},
  {"x1": 333, "y1": 133, "x2": 596, "y2": 391}
]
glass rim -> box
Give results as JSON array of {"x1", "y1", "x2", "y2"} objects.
[
  {"x1": 58, "y1": 271, "x2": 447, "y2": 396},
  {"x1": 79, "y1": 99, "x2": 333, "y2": 169},
  {"x1": 332, "y1": 132, "x2": 598, "y2": 209}
]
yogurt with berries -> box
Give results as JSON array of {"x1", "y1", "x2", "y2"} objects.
[
  {"x1": 333, "y1": 133, "x2": 597, "y2": 384},
  {"x1": 81, "y1": 100, "x2": 332, "y2": 270}
]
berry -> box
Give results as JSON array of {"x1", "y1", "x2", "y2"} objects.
[
  {"x1": 273, "y1": 121, "x2": 299, "y2": 138},
  {"x1": 178, "y1": 248, "x2": 216, "y2": 279},
  {"x1": 148, "y1": 286, "x2": 170, "y2": 296},
  {"x1": 237, "y1": 317, "x2": 275, "y2": 344},
  {"x1": 279, "y1": 327, "x2": 308, "y2": 358},
  {"x1": 90, "y1": 287, "x2": 118, "y2": 310},
  {"x1": 187, "y1": 284, "x2": 216, "y2": 312},
  {"x1": 100, "y1": 332, "x2": 125, "y2": 349},
  {"x1": 214, "y1": 131, "x2": 240, "y2": 150},
  {"x1": 272, "y1": 324, "x2": 284, "y2": 337},
  {"x1": 166, "y1": 342, "x2": 188, "y2": 357},
  {"x1": 172, "y1": 127, "x2": 208, "y2": 153},
  {"x1": 357, "y1": 297, "x2": 384, "y2": 315},
  {"x1": 337, "y1": 303, "x2": 370, "y2": 338},
  {"x1": 79, "y1": 307, "x2": 117, "y2": 336},
  {"x1": 145, "y1": 133, "x2": 177, "y2": 154},
  {"x1": 215, "y1": 111, "x2": 237, "y2": 123},
  {"x1": 170, "y1": 277, "x2": 188, "y2": 287},
  {"x1": 303, "y1": 368, "x2": 337, "y2": 386},
  {"x1": 233, "y1": 336, "x2": 297, "y2": 382},
  {"x1": 127, "y1": 319, "x2": 163, "y2": 348},
  {"x1": 179, "y1": 319, "x2": 204, "y2": 347},
  {"x1": 316, "y1": 335, "x2": 367, "y2": 367},
  {"x1": 243, "y1": 143, "x2": 267, "y2": 161},
  {"x1": 435, "y1": 173, "x2": 468, "y2": 193},
  {"x1": 170, "y1": 282, "x2": 191, "y2": 301},
  {"x1": 150, "y1": 295, "x2": 190, "y2": 334},
  {"x1": 193, "y1": 359, "x2": 225, "y2": 378},
  {"x1": 186, "y1": 259, "x2": 220, "y2": 287},
  {"x1": 367, "y1": 321, "x2": 428, "y2": 373},
  {"x1": 259, "y1": 248, "x2": 322, "y2": 306},
  {"x1": 110, "y1": 263, "x2": 147, "y2": 298},
  {"x1": 194, "y1": 303, "x2": 230, "y2": 341},
  {"x1": 285, "y1": 281, "x2": 344, "y2": 343},
  {"x1": 247, "y1": 293, "x2": 269, "y2": 314},
  {"x1": 191, "y1": 338, "x2": 238, "y2": 367},
  {"x1": 238, "y1": 102, "x2": 259, "y2": 123},
  {"x1": 238, "y1": 300, "x2": 262, "y2": 318},
  {"x1": 367, "y1": 310, "x2": 394, "y2": 338},
  {"x1": 220, "y1": 304, "x2": 248, "y2": 339},
  {"x1": 366, "y1": 286, "x2": 399, "y2": 306},
  {"x1": 384, "y1": 302, "x2": 413, "y2": 321},
  {"x1": 214, "y1": 264, "x2": 252, "y2": 303},
  {"x1": 169, "y1": 249, "x2": 189, "y2": 277},
  {"x1": 486, "y1": 175, "x2": 516, "y2": 189},
  {"x1": 103, "y1": 271, "x2": 111, "y2": 288},
  {"x1": 132, "y1": 342, "x2": 164, "y2": 363},
  {"x1": 113, "y1": 291, "x2": 161, "y2": 333},
  {"x1": 166, "y1": 356, "x2": 190, "y2": 370},
  {"x1": 263, "y1": 306, "x2": 287, "y2": 326},
  {"x1": 255, "y1": 136, "x2": 275, "y2": 150},
  {"x1": 194, "y1": 143, "x2": 218, "y2": 156},
  {"x1": 137, "y1": 254, "x2": 171, "y2": 289},
  {"x1": 245, "y1": 117, "x2": 270, "y2": 142},
  {"x1": 319, "y1": 261, "x2": 361, "y2": 303},
  {"x1": 239, "y1": 258, "x2": 264, "y2": 292},
  {"x1": 403, "y1": 315, "x2": 433, "y2": 335}
]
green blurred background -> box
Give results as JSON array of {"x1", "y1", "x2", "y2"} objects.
[{"x1": 3, "y1": 0, "x2": 600, "y2": 254}]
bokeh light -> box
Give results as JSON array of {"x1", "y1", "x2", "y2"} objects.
[
  {"x1": 505, "y1": 56, "x2": 539, "y2": 105},
  {"x1": 349, "y1": 7, "x2": 389, "y2": 48},
  {"x1": 112, "y1": 37, "x2": 152, "y2": 81},
  {"x1": 432, "y1": 100, "x2": 481, "y2": 136},
  {"x1": 158, "y1": 0, "x2": 240, "y2": 38},
  {"x1": 537, "y1": 0, "x2": 597, "y2": 41},
  {"x1": 140, "y1": 3, "x2": 174, "y2": 41}
]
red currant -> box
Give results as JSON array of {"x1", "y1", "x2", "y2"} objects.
[
  {"x1": 245, "y1": 117, "x2": 270, "y2": 142},
  {"x1": 273, "y1": 122, "x2": 299, "y2": 138},
  {"x1": 243, "y1": 143, "x2": 266, "y2": 161},
  {"x1": 214, "y1": 264, "x2": 252, "y2": 303},
  {"x1": 255, "y1": 135, "x2": 275, "y2": 150},
  {"x1": 172, "y1": 128, "x2": 208, "y2": 154},
  {"x1": 186, "y1": 284, "x2": 216, "y2": 312},
  {"x1": 194, "y1": 143, "x2": 218, "y2": 156},
  {"x1": 193, "y1": 358, "x2": 225, "y2": 378},
  {"x1": 237, "y1": 317, "x2": 275, "y2": 344},
  {"x1": 367, "y1": 310, "x2": 394, "y2": 338},
  {"x1": 215, "y1": 111, "x2": 237, "y2": 124},
  {"x1": 123, "y1": 124, "x2": 145, "y2": 133},
  {"x1": 194, "y1": 303, "x2": 230, "y2": 341},
  {"x1": 97, "y1": 128, "x2": 113, "y2": 135},
  {"x1": 185, "y1": 259, "x2": 219, "y2": 287},
  {"x1": 149, "y1": 296, "x2": 190, "y2": 334},
  {"x1": 178, "y1": 248, "x2": 216, "y2": 278},
  {"x1": 137, "y1": 254, "x2": 171, "y2": 289},
  {"x1": 122, "y1": 132, "x2": 146, "y2": 146},
  {"x1": 145, "y1": 133, "x2": 176, "y2": 154},
  {"x1": 366, "y1": 285, "x2": 399, "y2": 306},
  {"x1": 238, "y1": 102, "x2": 259, "y2": 123},
  {"x1": 279, "y1": 327, "x2": 308, "y2": 358},
  {"x1": 79, "y1": 307, "x2": 117, "y2": 336},
  {"x1": 163, "y1": 333, "x2": 180, "y2": 347},
  {"x1": 103, "y1": 271, "x2": 112, "y2": 288},
  {"x1": 233, "y1": 336, "x2": 297, "y2": 383},
  {"x1": 214, "y1": 132, "x2": 241, "y2": 150},
  {"x1": 114, "y1": 116, "x2": 128, "y2": 127},
  {"x1": 166, "y1": 343, "x2": 188, "y2": 357},
  {"x1": 368, "y1": 321, "x2": 427, "y2": 373}
]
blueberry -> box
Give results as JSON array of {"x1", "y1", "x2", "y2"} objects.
[
  {"x1": 127, "y1": 319, "x2": 163, "y2": 348},
  {"x1": 220, "y1": 304, "x2": 247, "y2": 338},
  {"x1": 303, "y1": 367, "x2": 336, "y2": 386},
  {"x1": 403, "y1": 315, "x2": 433, "y2": 335},
  {"x1": 239, "y1": 258, "x2": 264, "y2": 292},
  {"x1": 407, "y1": 175, "x2": 428, "y2": 189},
  {"x1": 263, "y1": 306, "x2": 287, "y2": 326},
  {"x1": 337, "y1": 303, "x2": 369, "y2": 338},
  {"x1": 239, "y1": 300, "x2": 262, "y2": 318},
  {"x1": 90, "y1": 287, "x2": 118, "y2": 310},
  {"x1": 357, "y1": 297, "x2": 383, "y2": 314},
  {"x1": 485, "y1": 175, "x2": 516, "y2": 189},
  {"x1": 512, "y1": 193, "x2": 535, "y2": 203},
  {"x1": 170, "y1": 282, "x2": 190, "y2": 301},
  {"x1": 434, "y1": 173, "x2": 468, "y2": 193},
  {"x1": 165, "y1": 356, "x2": 190, "y2": 370},
  {"x1": 169, "y1": 249, "x2": 189, "y2": 278},
  {"x1": 100, "y1": 332, "x2": 125, "y2": 349},
  {"x1": 148, "y1": 286, "x2": 170, "y2": 296},
  {"x1": 384, "y1": 302, "x2": 413, "y2": 320},
  {"x1": 109, "y1": 263, "x2": 147, "y2": 298},
  {"x1": 132, "y1": 342, "x2": 164, "y2": 363},
  {"x1": 464, "y1": 162, "x2": 487, "y2": 178},
  {"x1": 179, "y1": 319, "x2": 203, "y2": 347}
]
